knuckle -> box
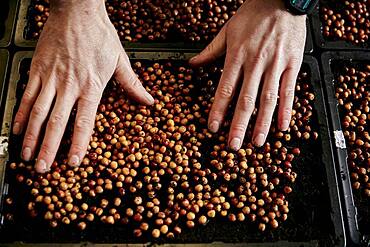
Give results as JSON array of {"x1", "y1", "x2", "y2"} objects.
[
  {"x1": 22, "y1": 90, "x2": 35, "y2": 104},
  {"x1": 262, "y1": 91, "x2": 278, "y2": 105},
  {"x1": 48, "y1": 114, "x2": 65, "y2": 129},
  {"x1": 75, "y1": 116, "x2": 92, "y2": 130},
  {"x1": 282, "y1": 107, "x2": 292, "y2": 117},
  {"x1": 283, "y1": 88, "x2": 295, "y2": 98},
  {"x1": 217, "y1": 83, "x2": 234, "y2": 99},
  {"x1": 31, "y1": 104, "x2": 47, "y2": 118},
  {"x1": 24, "y1": 132, "x2": 37, "y2": 143},
  {"x1": 232, "y1": 123, "x2": 247, "y2": 133},
  {"x1": 39, "y1": 143, "x2": 55, "y2": 157},
  {"x1": 124, "y1": 73, "x2": 141, "y2": 91},
  {"x1": 62, "y1": 77, "x2": 76, "y2": 91},
  {"x1": 289, "y1": 56, "x2": 302, "y2": 67},
  {"x1": 80, "y1": 92, "x2": 100, "y2": 105},
  {"x1": 255, "y1": 120, "x2": 270, "y2": 129},
  {"x1": 131, "y1": 78, "x2": 141, "y2": 88},
  {"x1": 30, "y1": 59, "x2": 45, "y2": 72},
  {"x1": 209, "y1": 108, "x2": 224, "y2": 121},
  {"x1": 71, "y1": 143, "x2": 87, "y2": 153},
  {"x1": 250, "y1": 50, "x2": 269, "y2": 65},
  {"x1": 228, "y1": 48, "x2": 245, "y2": 64},
  {"x1": 205, "y1": 42, "x2": 214, "y2": 54},
  {"x1": 84, "y1": 76, "x2": 103, "y2": 93},
  {"x1": 238, "y1": 95, "x2": 255, "y2": 111},
  {"x1": 15, "y1": 110, "x2": 25, "y2": 122}
]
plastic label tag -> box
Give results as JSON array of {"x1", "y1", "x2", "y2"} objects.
[
  {"x1": 334, "y1": 130, "x2": 346, "y2": 149},
  {"x1": 0, "y1": 136, "x2": 8, "y2": 157}
]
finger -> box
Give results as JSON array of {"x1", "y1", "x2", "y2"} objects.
[
  {"x1": 252, "y1": 67, "x2": 281, "y2": 147},
  {"x1": 35, "y1": 94, "x2": 76, "y2": 173},
  {"x1": 208, "y1": 52, "x2": 243, "y2": 133},
  {"x1": 13, "y1": 71, "x2": 41, "y2": 135},
  {"x1": 278, "y1": 62, "x2": 301, "y2": 131},
  {"x1": 189, "y1": 25, "x2": 227, "y2": 67},
  {"x1": 68, "y1": 97, "x2": 100, "y2": 167},
  {"x1": 228, "y1": 63, "x2": 264, "y2": 151},
  {"x1": 21, "y1": 83, "x2": 56, "y2": 161},
  {"x1": 115, "y1": 52, "x2": 154, "y2": 106}
]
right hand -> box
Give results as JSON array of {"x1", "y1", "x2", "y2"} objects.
[{"x1": 12, "y1": 0, "x2": 154, "y2": 173}]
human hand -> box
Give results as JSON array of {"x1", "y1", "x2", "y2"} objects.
[
  {"x1": 12, "y1": 0, "x2": 154, "y2": 173},
  {"x1": 190, "y1": 0, "x2": 306, "y2": 150}
]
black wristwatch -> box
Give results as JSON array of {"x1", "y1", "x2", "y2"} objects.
[{"x1": 284, "y1": 0, "x2": 318, "y2": 15}]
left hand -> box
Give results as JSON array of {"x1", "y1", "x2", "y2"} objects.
[{"x1": 190, "y1": 0, "x2": 306, "y2": 150}]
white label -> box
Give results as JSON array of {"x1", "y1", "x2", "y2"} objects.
[
  {"x1": 334, "y1": 130, "x2": 346, "y2": 149},
  {"x1": 0, "y1": 136, "x2": 8, "y2": 156}
]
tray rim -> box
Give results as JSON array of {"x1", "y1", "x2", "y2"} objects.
[
  {"x1": 14, "y1": 0, "x2": 314, "y2": 53},
  {"x1": 320, "y1": 51, "x2": 370, "y2": 247},
  {"x1": 0, "y1": 51, "x2": 344, "y2": 246},
  {"x1": 311, "y1": 4, "x2": 370, "y2": 51},
  {"x1": 0, "y1": 0, "x2": 19, "y2": 47},
  {"x1": 0, "y1": 49, "x2": 10, "y2": 127}
]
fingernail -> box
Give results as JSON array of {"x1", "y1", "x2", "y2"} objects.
[
  {"x1": 209, "y1": 121, "x2": 219, "y2": 133},
  {"x1": 145, "y1": 93, "x2": 154, "y2": 105},
  {"x1": 13, "y1": 122, "x2": 21, "y2": 135},
  {"x1": 35, "y1": 159, "x2": 48, "y2": 173},
  {"x1": 68, "y1": 155, "x2": 80, "y2": 167},
  {"x1": 253, "y1": 133, "x2": 265, "y2": 147},
  {"x1": 281, "y1": 120, "x2": 289, "y2": 131},
  {"x1": 22, "y1": 147, "x2": 32, "y2": 161},
  {"x1": 229, "y1": 138, "x2": 241, "y2": 151}
]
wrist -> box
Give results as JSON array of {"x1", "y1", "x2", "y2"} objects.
[
  {"x1": 283, "y1": 0, "x2": 318, "y2": 15},
  {"x1": 49, "y1": 0, "x2": 107, "y2": 20}
]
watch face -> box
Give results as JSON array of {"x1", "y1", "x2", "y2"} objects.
[{"x1": 290, "y1": 0, "x2": 311, "y2": 11}]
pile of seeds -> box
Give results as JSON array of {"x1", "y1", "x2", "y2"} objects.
[
  {"x1": 172, "y1": 0, "x2": 243, "y2": 42},
  {"x1": 4, "y1": 61, "x2": 319, "y2": 239},
  {"x1": 107, "y1": 0, "x2": 175, "y2": 42},
  {"x1": 334, "y1": 65, "x2": 370, "y2": 197},
  {"x1": 26, "y1": 0, "x2": 244, "y2": 42},
  {"x1": 320, "y1": 0, "x2": 370, "y2": 45}
]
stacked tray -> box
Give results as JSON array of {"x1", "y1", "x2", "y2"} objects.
[
  {"x1": 321, "y1": 51, "x2": 370, "y2": 247},
  {"x1": 0, "y1": 50, "x2": 10, "y2": 124},
  {"x1": 14, "y1": 0, "x2": 314, "y2": 53},
  {"x1": 0, "y1": 0, "x2": 18, "y2": 47},
  {"x1": 312, "y1": 1, "x2": 370, "y2": 51}
]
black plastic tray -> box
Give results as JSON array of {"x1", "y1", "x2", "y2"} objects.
[
  {"x1": 0, "y1": 51, "x2": 344, "y2": 246},
  {"x1": 14, "y1": 0, "x2": 314, "y2": 53},
  {"x1": 321, "y1": 51, "x2": 370, "y2": 247},
  {"x1": 0, "y1": 0, "x2": 18, "y2": 47},
  {"x1": 311, "y1": 4, "x2": 370, "y2": 51},
  {"x1": 0, "y1": 50, "x2": 10, "y2": 124}
]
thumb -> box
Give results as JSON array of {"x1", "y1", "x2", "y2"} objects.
[
  {"x1": 189, "y1": 25, "x2": 227, "y2": 67},
  {"x1": 115, "y1": 52, "x2": 154, "y2": 105}
]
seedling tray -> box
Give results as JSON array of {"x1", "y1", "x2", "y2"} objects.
[
  {"x1": 311, "y1": 2, "x2": 370, "y2": 51},
  {"x1": 14, "y1": 0, "x2": 314, "y2": 53},
  {"x1": 0, "y1": 51, "x2": 343, "y2": 246},
  {"x1": 0, "y1": 50, "x2": 10, "y2": 124},
  {"x1": 321, "y1": 51, "x2": 370, "y2": 247},
  {"x1": 0, "y1": 0, "x2": 18, "y2": 47}
]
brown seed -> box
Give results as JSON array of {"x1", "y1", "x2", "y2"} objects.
[{"x1": 152, "y1": 229, "x2": 160, "y2": 238}]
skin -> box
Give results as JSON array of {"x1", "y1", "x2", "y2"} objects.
[
  {"x1": 12, "y1": 0, "x2": 154, "y2": 173},
  {"x1": 190, "y1": 0, "x2": 306, "y2": 150},
  {"x1": 13, "y1": 0, "x2": 306, "y2": 173}
]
